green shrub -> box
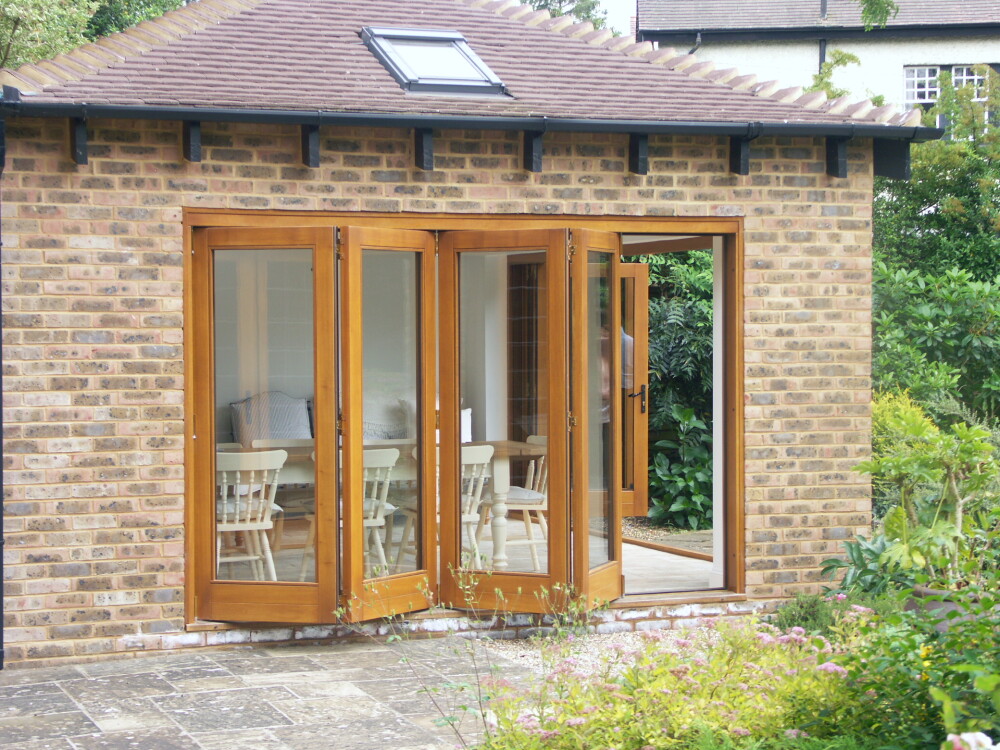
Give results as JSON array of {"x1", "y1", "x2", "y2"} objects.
[
  {"x1": 649, "y1": 405, "x2": 713, "y2": 529},
  {"x1": 809, "y1": 585, "x2": 1000, "y2": 745},
  {"x1": 769, "y1": 592, "x2": 903, "y2": 637},
  {"x1": 481, "y1": 620, "x2": 852, "y2": 749}
]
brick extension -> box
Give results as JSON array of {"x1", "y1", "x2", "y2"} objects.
[{"x1": 1, "y1": 119, "x2": 873, "y2": 663}]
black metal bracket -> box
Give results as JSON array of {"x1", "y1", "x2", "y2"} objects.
[
  {"x1": 414, "y1": 128, "x2": 434, "y2": 171},
  {"x1": 301, "y1": 124, "x2": 319, "y2": 168},
  {"x1": 70, "y1": 118, "x2": 88, "y2": 165},
  {"x1": 825, "y1": 135, "x2": 850, "y2": 178},
  {"x1": 523, "y1": 130, "x2": 543, "y2": 172},
  {"x1": 183, "y1": 121, "x2": 202, "y2": 162},
  {"x1": 629, "y1": 133, "x2": 649, "y2": 175},
  {"x1": 874, "y1": 138, "x2": 911, "y2": 180}
]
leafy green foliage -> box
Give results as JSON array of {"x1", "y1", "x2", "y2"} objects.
[
  {"x1": 0, "y1": 0, "x2": 97, "y2": 69},
  {"x1": 806, "y1": 49, "x2": 860, "y2": 100},
  {"x1": 649, "y1": 406, "x2": 713, "y2": 530},
  {"x1": 525, "y1": 0, "x2": 607, "y2": 30},
  {"x1": 637, "y1": 250, "x2": 715, "y2": 528},
  {"x1": 874, "y1": 67, "x2": 1000, "y2": 282},
  {"x1": 481, "y1": 620, "x2": 856, "y2": 749},
  {"x1": 856, "y1": 0, "x2": 899, "y2": 30},
  {"x1": 815, "y1": 586, "x2": 1000, "y2": 742},
  {"x1": 873, "y1": 263, "x2": 1000, "y2": 416},
  {"x1": 822, "y1": 533, "x2": 916, "y2": 593},
  {"x1": 85, "y1": 0, "x2": 183, "y2": 41},
  {"x1": 769, "y1": 591, "x2": 902, "y2": 637}
]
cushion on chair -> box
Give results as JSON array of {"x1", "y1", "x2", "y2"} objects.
[
  {"x1": 504, "y1": 486, "x2": 546, "y2": 504},
  {"x1": 231, "y1": 391, "x2": 311, "y2": 446}
]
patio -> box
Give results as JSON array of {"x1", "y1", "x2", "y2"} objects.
[{"x1": 0, "y1": 637, "x2": 526, "y2": 749}]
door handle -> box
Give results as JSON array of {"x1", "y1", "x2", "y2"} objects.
[{"x1": 627, "y1": 384, "x2": 647, "y2": 414}]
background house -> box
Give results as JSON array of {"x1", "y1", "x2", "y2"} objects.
[
  {"x1": 0, "y1": 0, "x2": 939, "y2": 665},
  {"x1": 636, "y1": 0, "x2": 1000, "y2": 110}
]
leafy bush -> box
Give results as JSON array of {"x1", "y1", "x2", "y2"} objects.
[
  {"x1": 811, "y1": 585, "x2": 1000, "y2": 745},
  {"x1": 769, "y1": 591, "x2": 902, "y2": 636},
  {"x1": 481, "y1": 620, "x2": 855, "y2": 749},
  {"x1": 639, "y1": 250, "x2": 715, "y2": 528},
  {"x1": 873, "y1": 263, "x2": 1000, "y2": 416},
  {"x1": 649, "y1": 405, "x2": 713, "y2": 529}
]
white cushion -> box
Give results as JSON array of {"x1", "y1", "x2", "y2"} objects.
[
  {"x1": 231, "y1": 392, "x2": 311, "y2": 446},
  {"x1": 505, "y1": 486, "x2": 545, "y2": 504}
]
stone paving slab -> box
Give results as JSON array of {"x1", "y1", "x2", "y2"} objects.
[{"x1": 0, "y1": 637, "x2": 522, "y2": 749}]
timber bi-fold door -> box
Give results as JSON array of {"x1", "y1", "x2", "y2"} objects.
[
  {"x1": 438, "y1": 229, "x2": 623, "y2": 612},
  {"x1": 191, "y1": 226, "x2": 436, "y2": 623}
]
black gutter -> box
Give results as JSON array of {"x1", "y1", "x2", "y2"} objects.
[
  {"x1": 0, "y1": 100, "x2": 943, "y2": 142},
  {"x1": 639, "y1": 23, "x2": 1000, "y2": 45}
]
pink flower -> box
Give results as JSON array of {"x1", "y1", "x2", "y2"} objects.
[
  {"x1": 835, "y1": 593, "x2": 847, "y2": 601},
  {"x1": 786, "y1": 729, "x2": 810, "y2": 739},
  {"x1": 565, "y1": 717, "x2": 586, "y2": 727},
  {"x1": 816, "y1": 661, "x2": 848, "y2": 677},
  {"x1": 732, "y1": 727, "x2": 751, "y2": 737},
  {"x1": 790, "y1": 626, "x2": 806, "y2": 636},
  {"x1": 850, "y1": 604, "x2": 874, "y2": 614}
]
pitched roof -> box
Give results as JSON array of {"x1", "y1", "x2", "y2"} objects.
[
  {"x1": 637, "y1": 0, "x2": 1000, "y2": 34},
  {"x1": 0, "y1": 0, "x2": 929, "y2": 134}
]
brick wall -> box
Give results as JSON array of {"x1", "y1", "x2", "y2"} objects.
[{"x1": 1, "y1": 118, "x2": 874, "y2": 663}]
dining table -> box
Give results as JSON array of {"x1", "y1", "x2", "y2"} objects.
[{"x1": 247, "y1": 438, "x2": 546, "y2": 571}]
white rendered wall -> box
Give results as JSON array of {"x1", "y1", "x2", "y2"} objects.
[{"x1": 688, "y1": 35, "x2": 1000, "y2": 109}]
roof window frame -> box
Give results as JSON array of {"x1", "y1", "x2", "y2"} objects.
[{"x1": 362, "y1": 26, "x2": 506, "y2": 95}]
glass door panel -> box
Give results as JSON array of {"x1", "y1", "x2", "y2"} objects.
[
  {"x1": 192, "y1": 227, "x2": 337, "y2": 624},
  {"x1": 620, "y1": 264, "x2": 649, "y2": 519},
  {"x1": 570, "y1": 230, "x2": 623, "y2": 605},
  {"x1": 339, "y1": 228, "x2": 435, "y2": 621},
  {"x1": 439, "y1": 230, "x2": 569, "y2": 613}
]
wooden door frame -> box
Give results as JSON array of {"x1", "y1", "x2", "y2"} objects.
[
  {"x1": 619, "y1": 263, "x2": 650, "y2": 519},
  {"x1": 190, "y1": 226, "x2": 338, "y2": 624},
  {"x1": 183, "y1": 211, "x2": 745, "y2": 626},
  {"x1": 338, "y1": 227, "x2": 437, "y2": 621},
  {"x1": 438, "y1": 229, "x2": 570, "y2": 613}
]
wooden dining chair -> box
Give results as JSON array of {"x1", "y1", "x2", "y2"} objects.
[
  {"x1": 215, "y1": 449, "x2": 287, "y2": 581},
  {"x1": 459, "y1": 444, "x2": 494, "y2": 569},
  {"x1": 297, "y1": 448, "x2": 401, "y2": 580},
  {"x1": 251, "y1": 438, "x2": 315, "y2": 553},
  {"x1": 498, "y1": 435, "x2": 548, "y2": 572}
]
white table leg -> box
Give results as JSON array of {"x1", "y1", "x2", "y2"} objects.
[{"x1": 490, "y1": 456, "x2": 509, "y2": 571}]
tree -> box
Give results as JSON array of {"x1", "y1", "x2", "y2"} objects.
[
  {"x1": 0, "y1": 0, "x2": 97, "y2": 69},
  {"x1": 0, "y1": 0, "x2": 183, "y2": 70},
  {"x1": 526, "y1": 0, "x2": 607, "y2": 30},
  {"x1": 85, "y1": 0, "x2": 183, "y2": 40},
  {"x1": 856, "y1": 0, "x2": 899, "y2": 30},
  {"x1": 873, "y1": 67, "x2": 1000, "y2": 281}
]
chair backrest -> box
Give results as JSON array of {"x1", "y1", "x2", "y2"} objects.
[
  {"x1": 524, "y1": 435, "x2": 548, "y2": 495},
  {"x1": 216, "y1": 442, "x2": 243, "y2": 453},
  {"x1": 231, "y1": 391, "x2": 311, "y2": 446},
  {"x1": 362, "y1": 448, "x2": 400, "y2": 521},
  {"x1": 459, "y1": 444, "x2": 494, "y2": 517},
  {"x1": 216, "y1": 449, "x2": 287, "y2": 526}
]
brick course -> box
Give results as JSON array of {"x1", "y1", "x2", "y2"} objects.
[{"x1": 1, "y1": 117, "x2": 873, "y2": 663}]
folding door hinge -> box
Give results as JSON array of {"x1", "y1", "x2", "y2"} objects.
[
  {"x1": 434, "y1": 231, "x2": 440, "y2": 256},
  {"x1": 435, "y1": 410, "x2": 440, "y2": 429},
  {"x1": 335, "y1": 227, "x2": 343, "y2": 259},
  {"x1": 568, "y1": 411, "x2": 577, "y2": 429}
]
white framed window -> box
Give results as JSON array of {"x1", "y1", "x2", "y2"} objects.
[
  {"x1": 952, "y1": 65, "x2": 988, "y2": 101},
  {"x1": 904, "y1": 65, "x2": 941, "y2": 107}
]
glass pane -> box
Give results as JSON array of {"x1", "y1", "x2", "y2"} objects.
[
  {"x1": 620, "y1": 276, "x2": 635, "y2": 491},
  {"x1": 458, "y1": 251, "x2": 549, "y2": 573},
  {"x1": 361, "y1": 250, "x2": 421, "y2": 578},
  {"x1": 389, "y1": 39, "x2": 485, "y2": 81},
  {"x1": 588, "y1": 252, "x2": 613, "y2": 567},
  {"x1": 213, "y1": 249, "x2": 316, "y2": 583}
]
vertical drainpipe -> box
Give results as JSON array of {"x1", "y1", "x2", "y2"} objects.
[{"x1": 819, "y1": 0, "x2": 828, "y2": 73}]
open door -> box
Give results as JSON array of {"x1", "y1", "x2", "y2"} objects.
[
  {"x1": 620, "y1": 263, "x2": 649, "y2": 519},
  {"x1": 570, "y1": 229, "x2": 624, "y2": 606}
]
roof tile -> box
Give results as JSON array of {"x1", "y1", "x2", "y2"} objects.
[{"x1": 0, "y1": 0, "x2": 922, "y2": 133}]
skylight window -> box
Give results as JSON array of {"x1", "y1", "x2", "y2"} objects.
[{"x1": 362, "y1": 27, "x2": 506, "y2": 95}]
